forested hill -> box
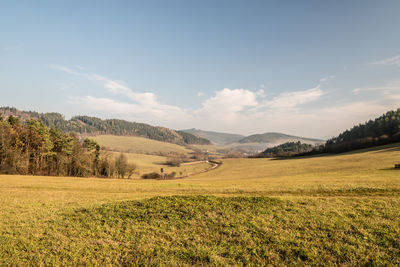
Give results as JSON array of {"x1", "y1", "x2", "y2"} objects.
[
  {"x1": 0, "y1": 107, "x2": 210, "y2": 145},
  {"x1": 238, "y1": 132, "x2": 323, "y2": 144},
  {"x1": 325, "y1": 108, "x2": 400, "y2": 152},
  {"x1": 257, "y1": 141, "x2": 314, "y2": 157}
]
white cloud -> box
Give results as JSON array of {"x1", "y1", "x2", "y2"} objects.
[
  {"x1": 319, "y1": 75, "x2": 335, "y2": 83},
  {"x1": 370, "y1": 55, "x2": 400, "y2": 67},
  {"x1": 201, "y1": 88, "x2": 258, "y2": 113},
  {"x1": 256, "y1": 89, "x2": 266, "y2": 98},
  {"x1": 195, "y1": 88, "x2": 258, "y2": 122},
  {"x1": 68, "y1": 95, "x2": 192, "y2": 126},
  {"x1": 50, "y1": 64, "x2": 86, "y2": 77},
  {"x1": 90, "y1": 73, "x2": 160, "y2": 107},
  {"x1": 197, "y1": 92, "x2": 204, "y2": 97},
  {"x1": 350, "y1": 80, "x2": 400, "y2": 96},
  {"x1": 54, "y1": 65, "x2": 190, "y2": 124},
  {"x1": 50, "y1": 65, "x2": 160, "y2": 107},
  {"x1": 54, "y1": 65, "x2": 400, "y2": 138},
  {"x1": 352, "y1": 88, "x2": 361, "y2": 95},
  {"x1": 258, "y1": 85, "x2": 324, "y2": 112}
]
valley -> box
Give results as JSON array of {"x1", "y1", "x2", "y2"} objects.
[
  {"x1": 2, "y1": 2, "x2": 399, "y2": 265},
  {"x1": 1, "y1": 143, "x2": 399, "y2": 265}
]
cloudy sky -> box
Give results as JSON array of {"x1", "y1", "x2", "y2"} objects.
[{"x1": 1, "y1": 0, "x2": 400, "y2": 139}]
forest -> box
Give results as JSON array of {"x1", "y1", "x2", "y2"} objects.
[
  {"x1": 257, "y1": 141, "x2": 313, "y2": 157},
  {"x1": 324, "y1": 108, "x2": 400, "y2": 153},
  {"x1": 0, "y1": 115, "x2": 136, "y2": 178}
]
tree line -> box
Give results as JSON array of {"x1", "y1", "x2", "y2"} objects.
[
  {"x1": 324, "y1": 108, "x2": 400, "y2": 153},
  {"x1": 255, "y1": 141, "x2": 313, "y2": 157},
  {"x1": 0, "y1": 115, "x2": 136, "y2": 178}
]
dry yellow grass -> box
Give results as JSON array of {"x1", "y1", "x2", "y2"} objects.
[
  {"x1": 1, "y1": 143, "x2": 400, "y2": 265},
  {"x1": 185, "y1": 143, "x2": 400, "y2": 195},
  {"x1": 0, "y1": 143, "x2": 399, "y2": 204},
  {"x1": 110, "y1": 151, "x2": 212, "y2": 178},
  {"x1": 92, "y1": 135, "x2": 192, "y2": 154}
]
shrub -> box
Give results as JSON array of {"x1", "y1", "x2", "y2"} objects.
[
  {"x1": 141, "y1": 172, "x2": 161, "y2": 179},
  {"x1": 166, "y1": 171, "x2": 176, "y2": 178}
]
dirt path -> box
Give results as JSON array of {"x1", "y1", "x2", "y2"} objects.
[
  {"x1": 180, "y1": 160, "x2": 208, "y2": 166},
  {"x1": 160, "y1": 160, "x2": 221, "y2": 180}
]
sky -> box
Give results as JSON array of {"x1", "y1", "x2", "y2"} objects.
[{"x1": 1, "y1": 0, "x2": 400, "y2": 139}]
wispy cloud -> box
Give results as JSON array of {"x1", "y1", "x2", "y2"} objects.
[
  {"x1": 352, "y1": 88, "x2": 361, "y2": 95},
  {"x1": 50, "y1": 64, "x2": 88, "y2": 77},
  {"x1": 265, "y1": 86, "x2": 324, "y2": 111},
  {"x1": 370, "y1": 55, "x2": 400, "y2": 67},
  {"x1": 52, "y1": 65, "x2": 191, "y2": 124},
  {"x1": 351, "y1": 80, "x2": 400, "y2": 96},
  {"x1": 319, "y1": 75, "x2": 335, "y2": 83}
]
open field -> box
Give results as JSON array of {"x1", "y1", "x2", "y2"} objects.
[
  {"x1": 1, "y1": 143, "x2": 400, "y2": 265},
  {"x1": 92, "y1": 135, "x2": 192, "y2": 155},
  {"x1": 110, "y1": 151, "x2": 213, "y2": 178}
]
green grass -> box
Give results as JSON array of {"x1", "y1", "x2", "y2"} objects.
[
  {"x1": 2, "y1": 196, "x2": 399, "y2": 266},
  {"x1": 1, "y1": 143, "x2": 400, "y2": 265},
  {"x1": 92, "y1": 135, "x2": 192, "y2": 155}
]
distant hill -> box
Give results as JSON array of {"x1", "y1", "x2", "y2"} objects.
[
  {"x1": 181, "y1": 128, "x2": 245, "y2": 146},
  {"x1": 257, "y1": 141, "x2": 314, "y2": 157},
  {"x1": 238, "y1": 132, "x2": 323, "y2": 145},
  {"x1": 181, "y1": 128, "x2": 323, "y2": 153},
  {"x1": 0, "y1": 107, "x2": 210, "y2": 146}
]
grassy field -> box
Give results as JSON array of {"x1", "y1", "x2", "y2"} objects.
[
  {"x1": 1, "y1": 143, "x2": 400, "y2": 265},
  {"x1": 92, "y1": 135, "x2": 192, "y2": 155},
  {"x1": 110, "y1": 151, "x2": 213, "y2": 178}
]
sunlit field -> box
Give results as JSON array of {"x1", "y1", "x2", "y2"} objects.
[
  {"x1": 1, "y1": 143, "x2": 399, "y2": 265},
  {"x1": 110, "y1": 151, "x2": 212, "y2": 178},
  {"x1": 92, "y1": 135, "x2": 192, "y2": 155}
]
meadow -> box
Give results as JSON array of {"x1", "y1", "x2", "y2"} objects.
[
  {"x1": 110, "y1": 151, "x2": 213, "y2": 178},
  {"x1": 92, "y1": 135, "x2": 192, "y2": 155},
  {"x1": 0, "y1": 143, "x2": 399, "y2": 265}
]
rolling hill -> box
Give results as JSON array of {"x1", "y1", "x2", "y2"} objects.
[
  {"x1": 182, "y1": 128, "x2": 323, "y2": 152},
  {"x1": 238, "y1": 132, "x2": 323, "y2": 144},
  {"x1": 0, "y1": 107, "x2": 210, "y2": 145},
  {"x1": 181, "y1": 128, "x2": 245, "y2": 145}
]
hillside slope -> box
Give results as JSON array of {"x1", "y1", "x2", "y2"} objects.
[
  {"x1": 325, "y1": 108, "x2": 400, "y2": 153},
  {"x1": 92, "y1": 135, "x2": 192, "y2": 155},
  {"x1": 181, "y1": 128, "x2": 245, "y2": 145},
  {"x1": 0, "y1": 107, "x2": 210, "y2": 145}
]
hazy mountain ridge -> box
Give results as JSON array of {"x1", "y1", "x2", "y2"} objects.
[
  {"x1": 0, "y1": 107, "x2": 211, "y2": 146},
  {"x1": 181, "y1": 128, "x2": 323, "y2": 151},
  {"x1": 181, "y1": 128, "x2": 245, "y2": 146},
  {"x1": 238, "y1": 132, "x2": 323, "y2": 144}
]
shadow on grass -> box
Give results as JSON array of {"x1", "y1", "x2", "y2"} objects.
[{"x1": 379, "y1": 167, "x2": 400, "y2": 171}]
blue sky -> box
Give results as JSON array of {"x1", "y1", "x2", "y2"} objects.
[{"x1": 1, "y1": 0, "x2": 400, "y2": 138}]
